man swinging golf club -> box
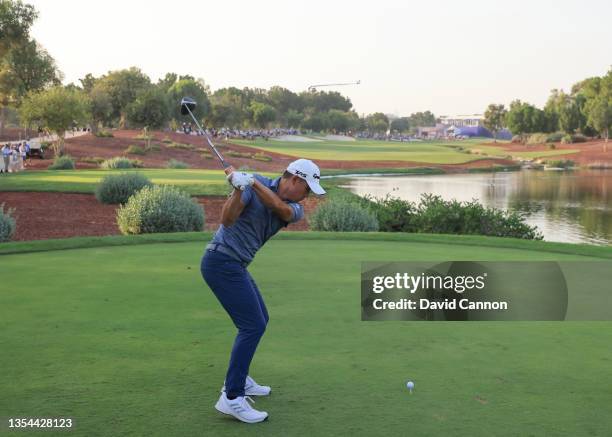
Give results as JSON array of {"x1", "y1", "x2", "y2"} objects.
[
  {"x1": 180, "y1": 97, "x2": 325, "y2": 422},
  {"x1": 201, "y1": 160, "x2": 325, "y2": 423}
]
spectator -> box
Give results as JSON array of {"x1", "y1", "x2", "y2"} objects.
[
  {"x1": 1, "y1": 143, "x2": 10, "y2": 174},
  {"x1": 19, "y1": 142, "x2": 27, "y2": 168},
  {"x1": 24, "y1": 139, "x2": 32, "y2": 165}
]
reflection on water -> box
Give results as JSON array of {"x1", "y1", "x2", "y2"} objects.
[{"x1": 342, "y1": 170, "x2": 612, "y2": 245}]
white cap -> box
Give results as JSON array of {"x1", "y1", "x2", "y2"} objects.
[{"x1": 286, "y1": 159, "x2": 326, "y2": 195}]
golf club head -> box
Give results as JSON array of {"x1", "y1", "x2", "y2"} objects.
[{"x1": 180, "y1": 97, "x2": 196, "y2": 115}]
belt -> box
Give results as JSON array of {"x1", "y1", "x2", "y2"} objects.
[{"x1": 205, "y1": 243, "x2": 249, "y2": 267}]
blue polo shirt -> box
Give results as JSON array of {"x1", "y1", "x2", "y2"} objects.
[{"x1": 210, "y1": 174, "x2": 304, "y2": 264}]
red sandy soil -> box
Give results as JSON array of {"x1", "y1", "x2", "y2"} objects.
[
  {"x1": 21, "y1": 130, "x2": 518, "y2": 172},
  {"x1": 0, "y1": 192, "x2": 322, "y2": 241}
]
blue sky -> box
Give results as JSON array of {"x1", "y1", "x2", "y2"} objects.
[{"x1": 29, "y1": 0, "x2": 612, "y2": 116}]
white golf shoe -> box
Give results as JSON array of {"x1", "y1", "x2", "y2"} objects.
[
  {"x1": 221, "y1": 375, "x2": 272, "y2": 396},
  {"x1": 214, "y1": 392, "x2": 268, "y2": 423}
]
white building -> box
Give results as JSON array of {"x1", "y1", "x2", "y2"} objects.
[{"x1": 439, "y1": 114, "x2": 484, "y2": 127}]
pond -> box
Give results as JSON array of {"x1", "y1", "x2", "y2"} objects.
[{"x1": 341, "y1": 170, "x2": 612, "y2": 245}]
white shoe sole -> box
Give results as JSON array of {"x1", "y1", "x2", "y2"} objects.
[{"x1": 214, "y1": 400, "x2": 268, "y2": 424}]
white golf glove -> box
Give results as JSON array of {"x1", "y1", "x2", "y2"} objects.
[{"x1": 227, "y1": 172, "x2": 255, "y2": 191}]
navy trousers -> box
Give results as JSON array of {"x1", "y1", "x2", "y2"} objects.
[{"x1": 201, "y1": 249, "x2": 269, "y2": 398}]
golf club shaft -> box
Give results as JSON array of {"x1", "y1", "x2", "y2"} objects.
[{"x1": 183, "y1": 105, "x2": 230, "y2": 169}]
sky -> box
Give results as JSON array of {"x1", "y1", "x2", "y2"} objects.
[{"x1": 28, "y1": 0, "x2": 612, "y2": 117}]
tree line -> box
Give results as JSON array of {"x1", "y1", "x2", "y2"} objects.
[
  {"x1": 484, "y1": 70, "x2": 611, "y2": 142},
  {"x1": 1, "y1": 0, "x2": 440, "y2": 152}
]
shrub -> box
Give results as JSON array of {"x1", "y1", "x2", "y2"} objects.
[
  {"x1": 117, "y1": 185, "x2": 204, "y2": 234},
  {"x1": 166, "y1": 142, "x2": 194, "y2": 150},
  {"x1": 310, "y1": 200, "x2": 379, "y2": 232},
  {"x1": 100, "y1": 157, "x2": 134, "y2": 169},
  {"x1": 252, "y1": 152, "x2": 272, "y2": 162},
  {"x1": 130, "y1": 159, "x2": 144, "y2": 168},
  {"x1": 148, "y1": 143, "x2": 161, "y2": 151},
  {"x1": 227, "y1": 150, "x2": 252, "y2": 158},
  {"x1": 0, "y1": 203, "x2": 16, "y2": 242},
  {"x1": 527, "y1": 133, "x2": 548, "y2": 145},
  {"x1": 546, "y1": 132, "x2": 564, "y2": 142},
  {"x1": 511, "y1": 135, "x2": 522, "y2": 143},
  {"x1": 95, "y1": 172, "x2": 153, "y2": 204},
  {"x1": 94, "y1": 130, "x2": 114, "y2": 138},
  {"x1": 126, "y1": 145, "x2": 146, "y2": 155},
  {"x1": 547, "y1": 143, "x2": 556, "y2": 150},
  {"x1": 201, "y1": 152, "x2": 213, "y2": 159},
  {"x1": 48, "y1": 155, "x2": 75, "y2": 170},
  {"x1": 561, "y1": 134, "x2": 573, "y2": 144},
  {"x1": 363, "y1": 194, "x2": 542, "y2": 239},
  {"x1": 166, "y1": 159, "x2": 189, "y2": 169},
  {"x1": 162, "y1": 136, "x2": 172, "y2": 143},
  {"x1": 545, "y1": 159, "x2": 575, "y2": 169},
  {"x1": 572, "y1": 134, "x2": 587, "y2": 143},
  {"x1": 80, "y1": 156, "x2": 105, "y2": 164}
]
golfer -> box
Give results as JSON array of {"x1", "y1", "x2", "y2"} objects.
[{"x1": 201, "y1": 159, "x2": 325, "y2": 424}]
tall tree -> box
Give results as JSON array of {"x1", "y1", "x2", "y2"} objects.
[
  {"x1": 95, "y1": 67, "x2": 151, "y2": 128},
  {"x1": 0, "y1": 0, "x2": 37, "y2": 58},
  {"x1": 483, "y1": 104, "x2": 507, "y2": 141},
  {"x1": 19, "y1": 86, "x2": 90, "y2": 155},
  {"x1": 166, "y1": 78, "x2": 210, "y2": 123},
  {"x1": 584, "y1": 70, "x2": 611, "y2": 144}
]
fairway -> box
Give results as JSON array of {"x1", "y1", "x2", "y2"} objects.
[
  {"x1": 233, "y1": 138, "x2": 489, "y2": 163},
  {"x1": 0, "y1": 169, "x2": 276, "y2": 196},
  {"x1": 1, "y1": 233, "x2": 611, "y2": 436}
]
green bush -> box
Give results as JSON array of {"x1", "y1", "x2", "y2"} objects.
[
  {"x1": 94, "y1": 130, "x2": 114, "y2": 138},
  {"x1": 252, "y1": 152, "x2": 272, "y2": 162},
  {"x1": 0, "y1": 203, "x2": 16, "y2": 242},
  {"x1": 527, "y1": 133, "x2": 548, "y2": 145},
  {"x1": 117, "y1": 185, "x2": 204, "y2": 234},
  {"x1": 166, "y1": 159, "x2": 189, "y2": 169},
  {"x1": 130, "y1": 159, "x2": 144, "y2": 168},
  {"x1": 80, "y1": 156, "x2": 105, "y2": 164},
  {"x1": 572, "y1": 134, "x2": 587, "y2": 143},
  {"x1": 100, "y1": 157, "x2": 134, "y2": 169},
  {"x1": 310, "y1": 200, "x2": 379, "y2": 232},
  {"x1": 227, "y1": 150, "x2": 252, "y2": 158},
  {"x1": 48, "y1": 155, "x2": 75, "y2": 170},
  {"x1": 546, "y1": 132, "x2": 564, "y2": 142},
  {"x1": 95, "y1": 173, "x2": 153, "y2": 204},
  {"x1": 126, "y1": 145, "x2": 146, "y2": 155},
  {"x1": 545, "y1": 159, "x2": 575, "y2": 168},
  {"x1": 547, "y1": 143, "x2": 556, "y2": 150},
  {"x1": 363, "y1": 194, "x2": 542, "y2": 240},
  {"x1": 561, "y1": 134, "x2": 573, "y2": 144},
  {"x1": 166, "y1": 142, "x2": 194, "y2": 150}
]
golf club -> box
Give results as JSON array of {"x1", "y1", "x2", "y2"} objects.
[{"x1": 180, "y1": 97, "x2": 230, "y2": 169}]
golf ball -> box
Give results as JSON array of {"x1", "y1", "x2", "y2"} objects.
[{"x1": 406, "y1": 381, "x2": 415, "y2": 391}]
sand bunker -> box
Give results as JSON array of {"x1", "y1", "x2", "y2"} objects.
[
  {"x1": 272, "y1": 135, "x2": 322, "y2": 142},
  {"x1": 317, "y1": 135, "x2": 356, "y2": 142}
]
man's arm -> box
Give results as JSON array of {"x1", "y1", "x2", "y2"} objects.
[
  {"x1": 220, "y1": 188, "x2": 246, "y2": 227},
  {"x1": 251, "y1": 180, "x2": 294, "y2": 222}
]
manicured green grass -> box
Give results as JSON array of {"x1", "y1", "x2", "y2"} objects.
[
  {"x1": 0, "y1": 169, "x2": 272, "y2": 196},
  {"x1": 233, "y1": 138, "x2": 488, "y2": 164},
  {"x1": 1, "y1": 232, "x2": 611, "y2": 436}
]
